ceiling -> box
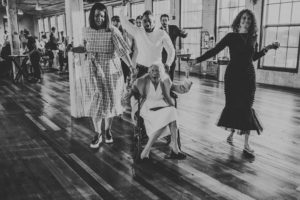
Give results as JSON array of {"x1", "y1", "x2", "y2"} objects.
[{"x1": 2, "y1": 0, "x2": 121, "y2": 16}]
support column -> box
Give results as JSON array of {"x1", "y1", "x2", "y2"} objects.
[
  {"x1": 65, "y1": 0, "x2": 85, "y2": 118},
  {"x1": 6, "y1": 0, "x2": 20, "y2": 55}
]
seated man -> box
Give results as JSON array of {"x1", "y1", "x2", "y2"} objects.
[{"x1": 130, "y1": 63, "x2": 191, "y2": 160}]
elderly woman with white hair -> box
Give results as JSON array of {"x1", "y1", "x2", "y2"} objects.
[{"x1": 131, "y1": 62, "x2": 188, "y2": 160}]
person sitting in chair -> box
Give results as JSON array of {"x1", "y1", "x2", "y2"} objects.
[{"x1": 131, "y1": 63, "x2": 188, "y2": 160}]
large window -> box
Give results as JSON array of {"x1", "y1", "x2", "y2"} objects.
[
  {"x1": 57, "y1": 15, "x2": 65, "y2": 41},
  {"x1": 261, "y1": 0, "x2": 300, "y2": 72},
  {"x1": 153, "y1": 0, "x2": 170, "y2": 27},
  {"x1": 38, "y1": 18, "x2": 44, "y2": 33},
  {"x1": 217, "y1": 0, "x2": 245, "y2": 58},
  {"x1": 131, "y1": 2, "x2": 144, "y2": 19},
  {"x1": 181, "y1": 0, "x2": 203, "y2": 57}
]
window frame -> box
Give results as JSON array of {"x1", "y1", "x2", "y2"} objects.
[{"x1": 259, "y1": 0, "x2": 300, "y2": 73}]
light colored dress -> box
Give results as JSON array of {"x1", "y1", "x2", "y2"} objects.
[
  {"x1": 83, "y1": 26, "x2": 131, "y2": 119},
  {"x1": 140, "y1": 81, "x2": 177, "y2": 137}
]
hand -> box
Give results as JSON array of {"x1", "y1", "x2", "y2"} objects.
[
  {"x1": 265, "y1": 41, "x2": 280, "y2": 51},
  {"x1": 164, "y1": 64, "x2": 170, "y2": 73},
  {"x1": 188, "y1": 59, "x2": 197, "y2": 66}
]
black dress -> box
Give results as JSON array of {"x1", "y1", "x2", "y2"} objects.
[{"x1": 196, "y1": 32, "x2": 265, "y2": 134}]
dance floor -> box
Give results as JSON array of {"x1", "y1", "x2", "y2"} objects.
[{"x1": 0, "y1": 72, "x2": 299, "y2": 200}]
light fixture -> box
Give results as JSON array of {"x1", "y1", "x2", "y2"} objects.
[
  {"x1": 2, "y1": 0, "x2": 7, "y2": 7},
  {"x1": 17, "y1": 9, "x2": 24, "y2": 15},
  {"x1": 35, "y1": 1, "x2": 42, "y2": 11}
]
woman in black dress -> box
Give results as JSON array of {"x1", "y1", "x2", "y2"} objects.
[{"x1": 193, "y1": 9, "x2": 278, "y2": 154}]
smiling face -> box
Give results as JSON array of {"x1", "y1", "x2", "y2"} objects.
[
  {"x1": 143, "y1": 15, "x2": 155, "y2": 32},
  {"x1": 239, "y1": 12, "x2": 252, "y2": 32},
  {"x1": 94, "y1": 9, "x2": 106, "y2": 28},
  {"x1": 149, "y1": 65, "x2": 161, "y2": 83}
]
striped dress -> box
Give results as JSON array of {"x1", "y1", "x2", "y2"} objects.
[{"x1": 83, "y1": 26, "x2": 131, "y2": 119}]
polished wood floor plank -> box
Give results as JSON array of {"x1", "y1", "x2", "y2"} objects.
[{"x1": 1, "y1": 73, "x2": 300, "y2": 200}]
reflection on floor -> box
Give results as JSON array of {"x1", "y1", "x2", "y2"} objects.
[{"x1": 0, "y1": 73, "x2": 299, "y2": 200}]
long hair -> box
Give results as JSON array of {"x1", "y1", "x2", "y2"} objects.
[
  {"x1": 89, "y1": 3, "x2": 110, "y2": 30},
  {"x1": 231, "y1": 9, "x2": 257, "y2": 36}
]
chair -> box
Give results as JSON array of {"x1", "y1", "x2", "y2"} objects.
[{"x1": 132, "y1": 90, "x2": 181, "y2": 162}]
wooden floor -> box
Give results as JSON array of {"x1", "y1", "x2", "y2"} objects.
[{"x1": 0, "y1": 72, "x2": 300, "y2": 200}]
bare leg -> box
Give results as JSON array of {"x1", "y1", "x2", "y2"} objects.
[
  {"x1": 244, "y1": 131, "x2": 254, "y2": 152},
  {"x1": 104, "y1": 117, "x2": 113, "y2": 142},
  {"x1": 169, "y1": 121, "x2": 179, "y2": 154},
  {"x1": 140, "y1": 128, "x2": 165, "y2": 159},
  {"x1": 92, "y1": 117, "x2": 103, "y2": 137},
  {"x1": 227, "y1": 129, "x2": 235, "y2": 145},
  {"x1": 90, "y1": 117, "x2": 103, "y2": 148}
]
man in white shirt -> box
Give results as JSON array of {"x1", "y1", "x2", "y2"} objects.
[{"x1": 120, "y1": 2, "x2": 175, "y2": 78}]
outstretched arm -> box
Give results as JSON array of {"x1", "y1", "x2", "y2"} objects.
[
  {"x1": 119, "y1": 2, "x2": 140, "y2": 37},
  {"x1": 253, "y1": 43, "x2": 267, "y2": 61},
  {"x1": 195, "y1": 33, "x2": 231, "y2": 63}
]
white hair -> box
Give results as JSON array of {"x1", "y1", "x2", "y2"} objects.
[{"x1": 149, "y1": 62, "x2": 167, "y2": 80}]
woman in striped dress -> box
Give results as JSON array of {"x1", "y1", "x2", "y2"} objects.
[{"x1": 83, "y1": 3, "x2": 134, "y2": 148}]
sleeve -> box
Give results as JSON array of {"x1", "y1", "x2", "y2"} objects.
[
  {"x1": 119, "y1": 5, "x2": 140, "y2": 37},
  {"x1": 196, "y1": 33, "x2": 231, "y2": 63},
  {"x1": 176, "y1": 26, "x2": 188, "y2": 38},
  {"x1": 112, "y1": 27, "x2": 131, "y2": 58},
  {"x1": 253, "y1": 42, "x2": 266, "y2": 61},
  {"x1": 162, "y1": 31, "x2": 176, "y2": 66}
]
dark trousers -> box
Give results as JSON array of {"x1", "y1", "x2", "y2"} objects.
[
  {"x1": 58, "y1": 51, "x2": 64, "y2": 71},
  {"x1": 30, "y1": 51, "x2": 41, "y2": 79},
  {"x1": 136, "y1": 64, "x2": 148, "y2": 78},
  {"x1": 121, "y1": 60, "x2": 130, "y2": 82},
  {"x1": 168, "y1": 59, "x2": 176, "y2": 81}
]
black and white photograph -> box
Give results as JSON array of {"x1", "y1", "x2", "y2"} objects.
[{"x1": 0, "y1": 0, "x2": 300, "y2": 199}]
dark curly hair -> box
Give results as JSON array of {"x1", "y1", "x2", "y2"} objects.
[
  {"x1": 89, "y1": 3, "x2": 110, "y2": 30},
  {"x1": 231, "y1": 9, "x2": 257, "y2": 36}
]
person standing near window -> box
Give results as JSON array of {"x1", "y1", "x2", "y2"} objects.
[
  {"x1": 160, "y1": 14, "x2": 188, "y2": 81},
  {"x1": 83, "y1": 3, "x2": 134, "y2": 148},
  {"x1": 192, "y1": 9, "x2": 279, "y2": 155}
]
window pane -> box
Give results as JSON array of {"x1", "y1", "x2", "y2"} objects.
[
  {"x1": 281, "y1": 0, "x2": 292, "y2": 2},
  {"x1": 57, "y1": 15, "x2": 64, "y2": 31},
  {"x1": 274, "y1": 47, "x2": 287, "y2": 67},
  {"x1": 263, "y1": 50, "x2": 275, "y2": 66},
  {"x1": 267, "y1": 4, "x2": 280, "y2": 24},
  {"x1": 288, "y1": 27, "x2": 300, "y2": 47},
  {"x1": 181, "y1": 0, "x2": 202, "y2": 28},
  {"x1": 131, "y1": 2, "x2": 144, "y2": 19},
  {"x1": 230, "y1": 0, "x2": 239, "y2": 7},
  {"x1": 286, "y1": 48, "x2": 298, "y2": 68},
  {"x1": 277, "y1": 27, "x2": 289, "y2": 46},
  {"x1": 113, "y1": 5, "x2": 122, "y2": 16},
  {"x1": 239, "y1": 0, "x2": 245, "y2": 7},
  {"x1": 265, "y1": 27, "x2": 277, "y2": 45},
  {"x1": 181, "y1": 29, "x2": 201, "y2": 57},
  {"x1": 219, "y1": 8, "x2": 230, "y2": 26},
  {"x1": 268, "y1": 0, "x2": 280, "y2": 4},
  {"x1": 44, "y1": 18, "x2": 49, "y2": 32},
  {"x1": 229, "y1": 7, "x2": 239, "y2": 23},
  {"x1": 279, "y1": 3, "x2": 292, "y2": 24},
  {"x1": 220, "y1": 0, "x2": 230, "y2": 8},
  {"x1": 38, "y1": 19, "x2": 44, "y2": 33},
  {"x1": 153, "y1": 0, "x2": 170, "y2": 26},
  {"x1": 85, "y1": 10, "x2": 90, "y2": 27},
  {"x1": 291, "y1": 2, "x2": 300, "y2": 23}
]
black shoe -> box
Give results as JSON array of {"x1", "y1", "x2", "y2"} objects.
[
  {"x1": 166, "y1": 151, "x2": 186, "y2": 160},
  {"x1": 90, "y1": 134, "x2": 102, "y2": 148}
]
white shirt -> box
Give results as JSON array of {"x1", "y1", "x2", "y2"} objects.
[{"x1": 120, "y1": 6, "x2": 175, "y2": 67}]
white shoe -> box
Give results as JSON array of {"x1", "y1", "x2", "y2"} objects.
[{"x1": 90, "y1": 135, "x2": 102, "y2": 148}]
